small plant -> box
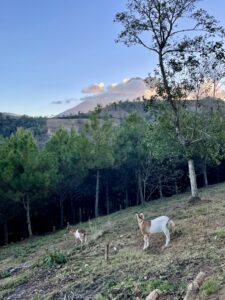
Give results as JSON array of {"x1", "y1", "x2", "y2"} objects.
[
  {"x1": 0, "y1": 270, "x2": 11, "y2": 279},
  {"x1": 42, "y1": 250, "x2": 67, "y2": 267},
  {"x1": 200, "y1": 278, "x2": 219, "y2": 296},
  {"x1": 143, "y1": 279, "x2": 177, "y2": 293},
  {"x1": 95, "y1": 294, "x2": 107, "y2": 300},
  {"x1": 213, "y1": 230, "x2": 225, "y2": 240},
  {"x1": 32, "y1": 294, "x2": 42, "y2": 300}
]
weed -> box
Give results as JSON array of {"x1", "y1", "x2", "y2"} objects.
[
  {"x1": 200, "y1": 277, "x2": 219, "y2": 296},
  {"x1": 143, "y1": 279, "x2": 177, "y2": 293},
  {"x1": 95, "y1": 294, "x2": 108, "y2": 300},
  {"x1": 213, "y1": 229, "x2": 225, "y2": 240},
  {"x1": 31, "y1": 294, "x2": 43, "y2": 300},
  {"x1": 0, "y1": 270, "x2": 11, "y2": 279},
  {"x1": 42, "y1": 250, "x2": 67, "y2": 267}
]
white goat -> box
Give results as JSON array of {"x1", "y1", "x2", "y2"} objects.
[
  {"x1": 67, "y1": 225, "x2": 87, "y2": 244},
  {"x1": 136, "y1": 213, "x2": 175, "y2": 250}
]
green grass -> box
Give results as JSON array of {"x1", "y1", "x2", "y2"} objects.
[
  {"x1": 213, "y1": 229, "x2": 225, "y2": 239},
  {"x1": 200, "y1": 277, "x2": 219, "y2": 296},
  {"x1": 0, "y1": 270, "x2": 11, "y2": 279},
  {"x1": 42, "y1": 250, "x2": 67, "y2": 267}
]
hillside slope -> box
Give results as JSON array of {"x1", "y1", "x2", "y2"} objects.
[{"x1": 1, "y1": 184, "x2": 225, "y2": 299}]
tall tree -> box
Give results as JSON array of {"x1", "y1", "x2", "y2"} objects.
[
  {"x1": 115, "y1": 0, "x2": 225, "y2": 199},
  {"x1": 85, "y1": 110, "x2": 115, "y2": 218},
  {"x1": 45, "y1": 128, "x2": 73, "y2": 228},
  {"x1": 4, "y1": 128, "x2": 53, "y2": 237},
  {"x1": 114, "y1": 113, "x2": 150, "y2": 205}
]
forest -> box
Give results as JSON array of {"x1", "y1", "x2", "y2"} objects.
[
  {"x1": 1, "y1": 101, "x2": 225, "y2": 246},
  {"x1": 2, "y1": 0, "x2": 225, "y2": 248}
]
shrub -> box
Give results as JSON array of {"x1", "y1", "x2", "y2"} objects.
[
  {"x1": 200, "y1": 278, "x2": 219, "y2": 296},
  {"x1": 42, "y1": 250, "x2": 67, "y2": 267},
  {"x1": 0, "y1": 270, "x2": 11, "y2": 279}
]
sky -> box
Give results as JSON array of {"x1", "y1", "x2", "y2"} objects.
[{"x1": 0, "y1": 0, "x2": 225, "y2": 117}]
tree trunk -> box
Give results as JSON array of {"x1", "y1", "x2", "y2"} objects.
[
  {"x1": 138, "y1": 171, "x2": 144, "y2": 205},
  {"x1": 203, "y1": 161, "x2": 208, "y2": 187},
  {"x1": 106, "y1": 180, "x2": 110, "y2": 215},
  {"x1": 124, "y1": 186, "x2": 129, "y2": 208},
  {"x1": 59, "y1": 196, "x2": 64, "y2": 228},
  {"x1": 216, "y1": 166, "x2": 220, "y2": 183},
  {"x1": 79, "y1": 207, "x2": 82, "y2": 223},
  {"x1": 3, "y1": 221, "x2": 8, "y2": 244},
  {"x1": 174, "y1": 180, "x2": 178, "y2": 195},
  {"x1": 188, "y1": 159, "x2": 198, "y2": 198},
  {"x1": 95, "y1": 169, "x2": 100, "y2": 218},
  {"x1": 70, "y1": 197, "x2": 76, "y2": 223},
  {"x1": 24, "y1": 198, "x2": 33, "y2": 237},
  {"x1": 158, "y1": 177, "x2": 163, "y2": 199},
  {"x1": 143, "y1": 179, "x2": 147, "y2": 202}
]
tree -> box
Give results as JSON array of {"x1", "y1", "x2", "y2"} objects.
[
  {"x1": 0, "y1": 137, "x2": 21, "y2": 244},
  {"x1": 3, "y1": 128, "x2": 53, "y2": 237},
  {"x1": 114, "y1": 112, "x2": 151, "y2": 205},
  {"x1": 85, "y1": 110, "x2": 115, "y2": 218},
  {"x1": 115, "y1": 0, "x2": 225, "y2": 200},
  {"x1": 45, "y1": 128, "x2": 74, "y2": 228}
]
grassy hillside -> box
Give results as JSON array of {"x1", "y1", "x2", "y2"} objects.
[{"x1": 1, "y1": 184, "x2": 225, "y2": 299}]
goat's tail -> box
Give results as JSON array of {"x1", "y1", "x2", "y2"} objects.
[{"x1": 168, "y1": 219, "x2": 175, "y2": 229}]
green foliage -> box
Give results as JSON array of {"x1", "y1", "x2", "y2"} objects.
[
  {"x1": 213, "y1": 229, "x2": 225, "y2": 240},
  {"x1": 85, "y1": 111, "x2": 115, "y2": 170},
  {"x1": 31, "y1": 294, "x2": 43, "y2": 300},
  {"x1": 42, "y1": 250, "x2": 67, "y2": 267},
  {"x1": 143, "y1": 279, "x2": 177, "y2": 293},
  {"x1": 200, "y1": 277, "x2": 219, "y2": 296},
  {"x1": 0, "y1": 113, "x2": 47, "y2": 138},
  {"x1": 0, "y1": 270, "x2": 11, "y2": 279}
]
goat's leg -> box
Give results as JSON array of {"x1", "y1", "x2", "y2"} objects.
[
  {"x1": 143, "y1": 235, "x2": 149, "y2": 250},
  {"x1": 163, "y1": 227, "x2": 170, "y2": 248},
  {"x1": 143, "y1": 235, "x2": 147, "y2": 250},
  {"x1": 143, "y1": 235, "x2": 146, "y2": 250},
  {"x1": 146, "y1": 235, "x2": 150, "y2": 249}
]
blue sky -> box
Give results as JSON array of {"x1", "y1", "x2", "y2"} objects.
[{"x1": 0, "y1": 0, "x2": 225, "y2": 116}]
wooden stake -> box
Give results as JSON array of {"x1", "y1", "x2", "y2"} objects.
[
  {"x1": 146, "y1": 289, "x2": 162, "y2": 300},
  {"x1": 105, "y1": 243, "x2": 109, "y2": 261},
  {"x1": 183, "y1": 271, "x2": 206, "y2": 300}
]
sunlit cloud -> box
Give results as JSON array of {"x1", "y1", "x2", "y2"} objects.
[
  {"x1": 81, "y1": 82, "x2": 105, "y2": 94},
  {"x1": 108, "y1": 83, "x2": 118, "y2": 89},
  {"x1": 59, "y1": 77, "x2": 157, "y2": 116}
]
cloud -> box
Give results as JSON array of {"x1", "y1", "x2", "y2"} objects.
[
  {"x1": 106, "y1": 77, "x2": 147, "y2": 95},
  {"x1": 51, "y1": 97, "x2": 79, "y2": 105},
  {"x1": 59, "y1": 77, "x2": 157, "y2": 116},
  {"x1": 51, "y1": 100, "x2": 63, "y2": 105},
  {"x1": 81, "y1": 82, "x2": 105, "y2": 94}
]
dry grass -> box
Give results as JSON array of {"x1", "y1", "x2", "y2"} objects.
[{"x1": 1, "y1": 184, "x2": 225, "y2": 299}]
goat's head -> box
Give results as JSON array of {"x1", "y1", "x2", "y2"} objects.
[
  {"x1": 66, "y1": 225, "x2": 75, "y2": 234},
  {"x1": 135, "y1": 212, "x2": 144, "y2": 223},
  {"x1": 79, "y1": 229, "x2": 86, "y2": 241}
]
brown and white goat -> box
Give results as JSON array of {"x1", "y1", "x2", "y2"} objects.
[
  {"x1": 136, "y1": 213, "x2": 175, "y2": 250},
  {"x1": 67, "y1": 225, "x2": 87, "y2": 244}
]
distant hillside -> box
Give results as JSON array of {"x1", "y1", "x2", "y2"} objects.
[{"x1": 1, "y1": 98, "x2": 225, "y2": 143}]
